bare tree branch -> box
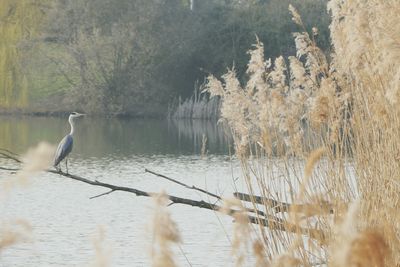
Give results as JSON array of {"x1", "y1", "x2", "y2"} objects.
[
  {"x1": 0, "y1": 166, "x2": 18, "y2": 172},
  {"x1": 233, "y1": 192, "x2": 291, "y2": 213},
  {"x1": 0, "y1": 149, "x2": 326, "y2": 241},
  {"x1": 234, "y1": 192, "x2": 334, "y2": 215},
  {"x1": 47, "y1": 170, "x2": 324, "y2": 240},
  {"x1": 0, "y1": 151, "x2": 22, "y2": 163},
  {"x1": 0, "y1": 148, "x2": 20, "y2": 156},
  {"x1": 90, "y1": 189, "x2": 116, "y2": 199},
  {"x1": 145, "y1": 168, "x2": 272, "y2": 219},
  {"x1": 145, "y1": 168, "x2": 221, "y2": 199}
]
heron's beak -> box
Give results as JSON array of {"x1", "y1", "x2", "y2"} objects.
[{"x1": 78, "y1": 113, "x2": 86, "y2": 117}]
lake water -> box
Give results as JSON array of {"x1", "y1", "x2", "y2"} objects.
[{"x1": 0, "y1": 116, "x2": 252, "y2": 267}]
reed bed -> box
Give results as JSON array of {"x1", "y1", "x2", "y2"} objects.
[
  {"x1": 202, "y1": 0, "x2": 400, "y2": 265},
  {"x1": 169, "y1": 83, "x2": 221, "y2": 120}
]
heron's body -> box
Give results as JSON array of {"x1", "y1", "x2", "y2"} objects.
[
  {"x1": 54, "y1": 134, "x2": 73, "y2": 167},
  {"x1": 53, "y1": 112, "x2": 84, "y2": 172}
]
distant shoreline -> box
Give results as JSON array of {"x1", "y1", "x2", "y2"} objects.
[
  {"x1": 0, "y1": 109, "x2": 164, "y2": 119},
  {"x1": 0, "y1": 110, "x2": 219, "y2": 120}
]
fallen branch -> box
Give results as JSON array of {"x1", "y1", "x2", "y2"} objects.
[
  {"x1": 234, "y1": 192, "x2": 334, "y2": 215},
  {"x1": 145, "y1": 168, "x2": 221, "y2": 199},
  {"x1": 0, "y1": 150, "x2": 326, "y2": 241},
  {"x1": 90, "y1": 189, "x2": 116, "y2": 199},
  {"x1": 0, "y1": 166, "x2": 19, "y2": 172},
  {"x1": 50, "y1": 171, "x2": 325, "y2": 240},
  {"x1": 144, "y1": 168, "x2": 272, "y2": 219},
  {"x1": 233, "y1": 192, "x2": 291, "y2": 213},
  {"x1": 46, "y1": 170, "x2": 294, "y2": 232},
  {"x1": 0, "y1": 150, "x2": 21, "y2": 163}
]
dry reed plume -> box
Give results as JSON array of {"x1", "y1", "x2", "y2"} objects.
[
  {"x1": 253, "y1": 240, "x2": 269, "y2": 267},
  {"x1": 0, "y1": 219, "x2": 32, "y2": 253},
  {"x1": 221, "y1": 198, "x2": 251, "y2": 267},
  {"x1": 89, "y1": 227, "x2": 111, "y2": 267},
  {"x1": 204, "y1": 0, "x2": 399, "y2": 265},
  {"x1": 1, "y1": 142, "x2": 55, "y2": 193},
  {"x1": 150, "y1": 192, "x2": 181, "y2": 267},
  {"x1": 304, "y1": 147, "x2": 325, "y2": 179},
  {"x1": 0, "y1": 143, "x2": 54, "y2": 255}
]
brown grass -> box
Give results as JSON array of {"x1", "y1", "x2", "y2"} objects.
[
  {"x1": 1, "y1": 142, "x2": 55, "y2": 193},
  {"x1": 89, "y1": 227, "x2": 111, "y2": 267},
  {"x1": 204, "y1": 0, "x2": 400, "y2": 265},
  {"x1": 0, "y1": 220, "x2": 32, "y2": 253},
  {"x1": 253, "y1": 240, "x2": 269, "y2": 267},
  {"x1": 347, "y1": 230, "x2": 389, "y2": 267},
  {"x1": 0, "y1": 143, "x2": 54, "y2": 255},
  {"x1": 150, "y1": 192, "x2": 181, "y2": 267},
  {"x1": 304, "y1": 147, "x2": 325, "y2": 178},
  {"x1": 221, "y1": 198, "x2": 251, "y2": 267}
]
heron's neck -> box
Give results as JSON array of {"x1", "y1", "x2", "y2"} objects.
[{"x1": 69, "y1": 117, "x2": 75, "y2": 135}]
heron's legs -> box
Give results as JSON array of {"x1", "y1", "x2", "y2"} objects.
[{"x1": 65, "y1": 158, "x2": 69, "y2": 174}]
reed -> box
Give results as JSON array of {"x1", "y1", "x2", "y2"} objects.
[
  {"x1": 0, "y1": 143, "x2": 54, "y2": 254},
  {"x1": 221, "y1": 198, "x2": 251, "y2": 267},
  {"x1": 89, "y1": 227, "x2": 111, "y2": 267},
  {"x1": 0, "y1": 220, "x2": 32, "y2": 253},
  {"x1": 150, "y1": 192, "x2": 181, "y2": 267},
  {"x1": 169, "y1": 82, "x2": 221, "y2": 120},
  {"x1": 204, "y1": 0, "x2": 400, "y2": 265}
]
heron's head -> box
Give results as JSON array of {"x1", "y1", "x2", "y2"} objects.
[{"x1": 69, "y1": 112, "x2": 86, "y2": 120}]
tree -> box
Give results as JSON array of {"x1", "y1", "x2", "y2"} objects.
[
  {"x1": 25, "y1": 0, "x2": 330, "y2": 116},
  {"x1": 0, "y1": 0, "x2": 49, "y2": 108}
]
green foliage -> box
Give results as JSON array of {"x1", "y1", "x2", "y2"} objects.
[
  {"x1": 18, "y1": 0, "x2": 330, "y2": 115},
  {"x1": 0, "y1": 0, "x2": 49, "y2": 108}
]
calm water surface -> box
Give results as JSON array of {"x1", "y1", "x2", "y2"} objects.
[{"x1": 0, "y1": 116, "x2": 251, "y2": 267}]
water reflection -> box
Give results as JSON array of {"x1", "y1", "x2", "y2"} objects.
[
  {"x1": 0, "y1": 115, "x2": 239, "y2": 266},
  {"x1": 170, "y1": 119, "x2": 232, "y2": 155},
  {"x1": 0, "y1": 115, "x2": 232, "y2": 157}
]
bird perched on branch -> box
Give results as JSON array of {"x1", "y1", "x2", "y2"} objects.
[{"x1": 54, "y1": 112, "x2": 85, "y2": 173}]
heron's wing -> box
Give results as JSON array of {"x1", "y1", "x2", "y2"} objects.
[{"x1": 54, "y1": 135, "x2": 73, "y2": 166}]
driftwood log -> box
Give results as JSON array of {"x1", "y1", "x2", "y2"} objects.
[{"x1": 0, "y1": 149, "x2": 325, "y2": 241}]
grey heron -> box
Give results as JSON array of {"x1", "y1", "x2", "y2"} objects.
[{"x1": 54, "y1": 112, "x2": 85, "y2": 172}]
